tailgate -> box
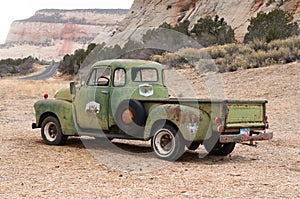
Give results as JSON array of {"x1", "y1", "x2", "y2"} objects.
[{"x1": 225, "y1": 100, "x2": 266, "y2": 131}]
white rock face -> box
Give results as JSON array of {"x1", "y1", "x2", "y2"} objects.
[{"x1": 115, "y1": 0, "x2": 300, "y2": 42}]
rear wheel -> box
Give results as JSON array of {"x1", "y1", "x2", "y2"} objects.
[
  {"x1": 204, "y1": 141, "x2": 235, "y2": 156},
  {"x1": 151, "y1": 123, "x2": 185, "y2": 161},
  {"x1": 187, "y1": 142, "x2": 201, "y2": 151},
  {"x1": 41, "y1": 116, "x2": 68, "y2": 145}
]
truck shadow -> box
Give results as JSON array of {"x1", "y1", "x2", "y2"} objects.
[{"x1": 61, "y1": 137, "x2": 251, "y2": 165}]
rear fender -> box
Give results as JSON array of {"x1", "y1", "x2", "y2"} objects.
[{"x1": 144, "y1": 104, "x2": 210, "y2": 141}]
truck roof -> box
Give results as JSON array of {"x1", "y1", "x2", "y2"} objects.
[{"x1": 92, "y1": 59, "x2": 163, "y2": 70}]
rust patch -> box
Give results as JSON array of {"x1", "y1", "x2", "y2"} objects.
[
  {"x1": 166, "y1": 105, "x2": 202, "y2": 124},
  {"x1": 219, "y1": 132, "x2": 273, "y2": 143}
]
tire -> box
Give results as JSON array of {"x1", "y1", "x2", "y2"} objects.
[
  {"x1": 187, "y1": 142, "x2": 201, "y2": 151},
  {"x1": 115, "y1": 99, "x2": 146, "y2": 138},
  {"x1": 204, "y1": 141, "x2": 235, "y2": 156},
  {"x1": 41, "y1": 116, "x2": 68, "y2": 145},
  {"x1": 151, "y1": 123, "x2": 185, "y2": 161}
]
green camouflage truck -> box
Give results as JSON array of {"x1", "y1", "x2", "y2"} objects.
[{"x1": 32, "y1": 59, "x2": 273, "y2": 161}]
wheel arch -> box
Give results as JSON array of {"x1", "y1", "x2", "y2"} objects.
[
  {"x1": 38, "y1": 112, "x2": 59, "y2": 127},
  {"x1": 145, "y1": 119, "x2": 181, "y2": 141},
  {"x1": 144, "y1": 103, "x2": 210, "y2": 142}
]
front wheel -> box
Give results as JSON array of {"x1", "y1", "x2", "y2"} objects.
[
  {"x1": 41, "y1": 116, "x2": 68, "y2": 145},
  {"x1": 151, "y1": 123, "x2": 185, "y2": 161}
]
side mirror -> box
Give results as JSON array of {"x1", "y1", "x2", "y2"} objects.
[{"x1": 70, "y1": 82, "x2": 76, "y2": 95}]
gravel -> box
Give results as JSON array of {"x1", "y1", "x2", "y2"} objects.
[{"x1": 0, "y1": 63, "x2": 299, "y2": 198}]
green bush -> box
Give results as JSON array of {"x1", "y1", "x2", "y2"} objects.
[
  {"x1": 244, "y1": 9, "x2": 299, "y2": 43},
  {"x1": 191, "y1": 15, "x2": 235, "y2": 47},
  {"x1": 59, "y1": 43, "x2": 97, "y2": 75},
  {"x1": 0, "y1": 56, "x2": 40, "y2": 76}
]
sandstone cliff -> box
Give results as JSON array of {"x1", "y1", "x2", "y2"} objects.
[
  {"x1": 2, "y1": 9, "x2": 128, "y2": 60},
  {"x1": 115, "y1": 0, "x2": 300, "y2": 42}
]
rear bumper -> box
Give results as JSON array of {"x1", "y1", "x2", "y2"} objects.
[
  {"x1": 219, "y1": 131, "x2": 273, "y2": 143},
  {"x1": 32, "y1": 123, "x2": 38, "y2": 129}
]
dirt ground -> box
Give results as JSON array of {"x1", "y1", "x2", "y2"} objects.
[{"x1": 0, "y1": 63, "x2": 299, "y2": 198}]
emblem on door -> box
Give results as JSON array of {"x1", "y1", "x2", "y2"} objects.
[{"x1": 85, "y1": 101, "x2": 100, "y2": 115}]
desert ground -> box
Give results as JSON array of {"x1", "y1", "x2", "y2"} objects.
[{"x1": 0, "y1": 63, "x2": 299, "y2": 198}]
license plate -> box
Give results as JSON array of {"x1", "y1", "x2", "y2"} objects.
[{"x1": 240, "y1": 128, "x2": 250, "y2": 136}]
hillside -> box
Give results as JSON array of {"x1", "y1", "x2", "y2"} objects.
[
  {"x1": 1, "y1": 1, "x2": 300, "y2": 61},
  {"x1": 1, "y1": 9, "x2": 128, "y2": 60},
  {"x1": 112, "y1": 0, "x2": 300, "y2": 43}
]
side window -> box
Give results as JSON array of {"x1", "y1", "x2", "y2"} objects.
[
  {"x1": 87, "y1": 67, "x2": 111, "y2": 86},
  {"x1": 114, "y1": 68, "x2": 126, "y2": 87}
]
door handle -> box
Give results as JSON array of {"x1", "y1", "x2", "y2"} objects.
[{"x1": 101, "y1": 91, "x2": 109, "y2": 94}]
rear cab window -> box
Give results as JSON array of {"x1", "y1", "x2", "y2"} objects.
[{"x1": 131, "y1": 68, "x2": 158, "y2": 82}]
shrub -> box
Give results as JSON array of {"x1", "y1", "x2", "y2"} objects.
[
  {"x1": 208, "y1": 46, "x2": 227, "y2": 59},
  {"x1": 177, "y1": 48, "x2": 210, "y2": 60},
  {"x1": 244, "y1": 9, "x2": 299, "y2": 43},
  {"x1": 59, "y1": 43, "x2": 97, "y2": 75},
  {"x1": 154, "y1": 35, "x2": 300, "y2": 73},
  {"x1": 191, "y1": 15, "x2": 235, "y2": 47}
]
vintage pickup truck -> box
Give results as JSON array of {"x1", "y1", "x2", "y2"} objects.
[{"x1": 32, "y1": 59, "x2": 273, "y2": 161}]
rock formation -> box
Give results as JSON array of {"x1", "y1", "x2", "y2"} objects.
[
  {"x1": 115, "y1": 0, "x2": 300, "y2": 42},
  {"x1": 2, "y1": 9, "x2": 128, "y2": 60}
]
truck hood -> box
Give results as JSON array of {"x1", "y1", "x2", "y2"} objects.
[{"x1": 54, "y1": 87, "x2": 72, "y2": 102}]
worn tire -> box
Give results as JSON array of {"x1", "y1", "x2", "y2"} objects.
[
  {"x1": 41, "y1": 116, "x2": 68, "y2": 145},
  {"x1": 151, "y1": 123, "x2": 185, "y2": 161},
  {"x1": 204, "y1": 141, "x2": 236, "y2": 156},
  {"x1": 115, "y1": 99, "x2": 146, "y2": 138},
  {"x1": 186, "y1": 142, "x2": 201, "y2": 151}
]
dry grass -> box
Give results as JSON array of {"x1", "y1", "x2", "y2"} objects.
[
  {"x1": 152, "y1": 36, "x2": 300, "y2": 72},
  {"x1": 0, "y1": 78, "x2": 69, "y2": 99}
]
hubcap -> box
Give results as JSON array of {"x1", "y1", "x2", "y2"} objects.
[
  {"x1": 44, "y1": 122, "x2": 58, "y2": 142},
  {"x1": 154, "y1": 129, "x2": 175, "y2": 156}
]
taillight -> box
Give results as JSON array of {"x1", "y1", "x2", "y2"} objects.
[
  {"x1": 44, "y1": 94, "x2": 49, "y2": 99},
  {"x1": 217, "y1": 125, "x2": 223, "y2": 133},
  {"x1": 215, "y1": 117, "x2": 221, "y2": 124},
  {"x1": 265, "y1": 115, "x2": 269, "y2": 129},
  {"x1": 215, "y1": 117, "x2": 223, "y2": 132}
]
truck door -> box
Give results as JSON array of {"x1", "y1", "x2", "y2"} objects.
[{"x1": 73, "y1": 66, "x2": 110, "y2": 131}]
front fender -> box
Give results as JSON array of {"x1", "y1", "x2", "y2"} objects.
[
  {"x1": 144, "y1": 104, "x2": 210, "y2": 142},
  {"x1": 34, "y1": 99, "x2": 76, "y2": 136}
]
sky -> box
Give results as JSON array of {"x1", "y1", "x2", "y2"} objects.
[{"x1": 0, "y1": 0, "x2": 134, "y2": 44}]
